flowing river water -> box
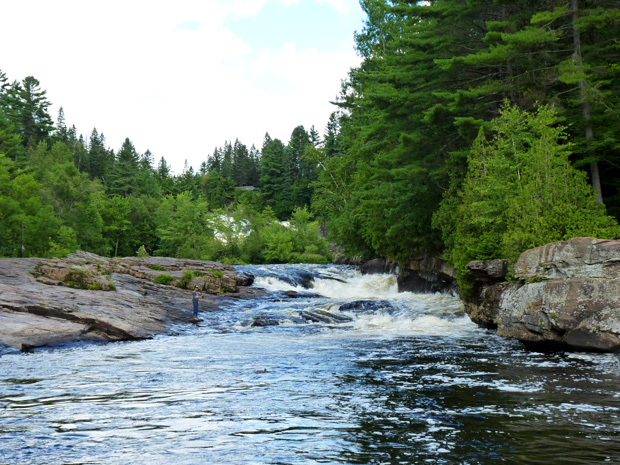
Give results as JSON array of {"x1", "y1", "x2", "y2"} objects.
[{"x1": 1, "y1": 264, "x2": 620, "y2": 464}]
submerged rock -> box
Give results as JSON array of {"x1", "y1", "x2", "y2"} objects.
[
  {"x1": 338, "y1": 300, "x2": 393, "y2": 313},
  {"x1": 251, "y1": 316, "x2": 281, "y2": 327}
]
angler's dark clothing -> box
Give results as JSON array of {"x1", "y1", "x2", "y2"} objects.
[{"x1": 192, "y1": 290, "x2": 200, "y2": 318}]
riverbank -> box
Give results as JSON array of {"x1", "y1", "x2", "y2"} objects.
[
  {"x1": 0, "y1": 251, "x2": 263, "y2": 351},
  {"x1": 351, "y1": 237, "x2": 620, "y2": 352}
]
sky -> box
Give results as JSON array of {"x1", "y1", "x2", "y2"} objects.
[{"x1": 1, "y1": 0, "x2": 365, "y2": 174}]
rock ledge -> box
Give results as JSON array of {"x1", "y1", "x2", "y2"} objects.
[
  {"x1": 0, "y1": 251, "x2": 259, "y2": 352},
  {"x1": 464, "y1": 237, "x2": 620, "y2": 352}
]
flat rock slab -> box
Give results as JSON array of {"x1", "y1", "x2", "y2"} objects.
[{"x1": 0, "y1": 253, "x2": 263, "y2": 351}]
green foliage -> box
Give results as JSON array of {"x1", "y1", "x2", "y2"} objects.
[
  {"x1": 63, "y1": 268, "x2": 93, "y2": 289},
  {"x1": 155, "y1": 192, "x2": 211, "y2": 259},
  {"x1": 47, "y1": 225, "x2": 78, "y2": 258},
  {"x1": 154, "y1": 274, "x2": 173, "y2": 285},
  {"x1": 208, "y1": 269, "x2": 224, "y2": 278},
  {"x1": 0, "y1": 68, "x2": 330, "y2": 263},
  {"x1": 260, "y1": 135, "x2": 293, "y2": 219},
  {"x1": 177, "y1": 269, "x2": 204, "y2": 288},
  {"x1": 261, "y1": 206, "x2": 332, "y2": 264},
  {"x1": 435, "y1": 103, "x2": 620, "y2": 289},
  {"x1": 87, "y1": 281, "x2": 103, "y2": 291},
  {"x1": 148, "y1": 264, "x2": 164, "y2": 271},
  {"x1": 177, "y1": 270, "x2": 194, "y2": 288},
  {"x1": 314, "y1": 0, "x2": 620, "y2": 265}
]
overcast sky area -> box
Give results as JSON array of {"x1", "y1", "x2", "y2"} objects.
[{"x1": 2, "y1": 0, "x2": 365, "y2": 174}]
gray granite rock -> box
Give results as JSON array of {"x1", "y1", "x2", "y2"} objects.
[{"x1": 0, "y1": 252, "x2": 261, "y2": 351}]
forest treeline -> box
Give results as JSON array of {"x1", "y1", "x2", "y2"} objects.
[
  {"x1": 2, "y1": 0, "x2": 620, "y2": 284},
  {"x1": 0, "y1": 70, "x2": 335, "y2": 263}
]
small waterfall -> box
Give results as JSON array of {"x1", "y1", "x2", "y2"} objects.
[{"x1": 240, "y1": 264, "x2": 475, "y2": 336}]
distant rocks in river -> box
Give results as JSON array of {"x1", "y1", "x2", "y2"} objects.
[
  {"x1": 0, "y1": 251, "x2": 262, "y2": 352},
  {"x1": 359, "y1": 256, "x2": 458, "y2": 294},
  {"x1": 338, "y1": 300, "x2": 393, "y2": 313},
  {"x1": 464, "y1": 237, "x2": 620, "y2": 352}
]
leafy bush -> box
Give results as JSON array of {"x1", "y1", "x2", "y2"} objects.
[
  {"x1": 261, "y1": 207, "x2": 332, "y2": 263},
  {"x1": 154, "y1": 274, "x2": 173, "y2": 285},
  {"x1": 176, "y1": 269, "x2": 204, "y2": 288}
]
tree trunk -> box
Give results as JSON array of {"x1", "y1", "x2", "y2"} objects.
[{"x1": 571, "y1": 0, "x2": 603, "y2": 202}]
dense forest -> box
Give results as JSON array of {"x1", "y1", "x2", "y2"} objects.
[
  {"x1": 0, "y1": 70, "x2": 333, "y2": 264},
  {"x1": 2, "y1": 0, "x2": 620, "y2": 286},
  {"x1": 314, "y1": 0, "x2": 620, "y2": 286}
]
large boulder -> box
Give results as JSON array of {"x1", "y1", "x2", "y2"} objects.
[
  {"x1": 514, "y1": 237, "x2": 620, "y2": 280},
  {"x1": 465, "y1": 238, "x2": 620, "y2": 352},
  {"x1": 462, "y1": 259, "x2": 509, "y2": 328},
  {"x1": 498, "y1": 238, "x2": 620, "y2": 351},
  {"x1": 498, "y1": 278, "x2": 620, "y2": 351}
]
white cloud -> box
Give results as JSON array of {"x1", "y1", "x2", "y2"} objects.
[
  {"x1": 1, "y1": 0, "x2": 362, "y2": 173},
  {"x1": 316, "y1": 0, "x2": 357, "y2": 14}
]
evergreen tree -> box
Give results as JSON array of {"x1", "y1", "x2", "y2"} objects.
[
  {"x1": 0, "y1": 109, "x2": 24, "y2": 160},
  {"x1": 232, "y1": 139, "x2": 250, "y2": 186},
  {"x1": 309, "y1": 125, "x2": 320, "y2": 146},
  {"x1": 155, "y1": 156, "x2": 174, "y2": 196},
  {"x1": 87, "y1": 128, "x2": 111, "y2": 181},
  {"x1": 287, "y1": 125, "x2": 315, "y2": 208},
  {"x1": 434, "y1": 103, "x2": 620, "y2": 290},
  {"x1": 136, "y1": 149, "x2": 161, "y2": 197},
  {"x1": 323, "y1": 112, "x2": 342, "y2": 158},
  {"x1": 55, "y1": 107, "x2": 69, "y2": 144},
  {"x1": 220, "y1": 141, "x2": 234, "y2": 180},
  {"x1": 108, "y1": 138, "x2": 140, "y2": 196},
  {"x1": 16, "y1": 76, "x2": 54, "y2": 147},
  {"x1": 175, "y1": 160, "x2": 200, "y2": 197},
  {"x1": 200, "y1": 170, "x2": 234, "y2": 209},
  {"x1": 259, "y1": 133, "x2": 293, "y2": 219},
  {"x1": 206, "y1": 147, "x2": 223, "y2": 173},
  {"x1": 248, "y1": 144, "x2": 260, "y2": 186}
]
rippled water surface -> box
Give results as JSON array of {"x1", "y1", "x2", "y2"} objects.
[{"x1": 1, "y1": 265, "x2": 619, "y2": 464}]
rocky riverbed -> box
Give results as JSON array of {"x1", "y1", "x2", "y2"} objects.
[{"x1": 0, "y1": 251, "x2": 262, "y2": 351}]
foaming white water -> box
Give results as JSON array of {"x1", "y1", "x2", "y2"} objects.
[
  {"x1": 253, "y1": 266, "x2": 476, "y2": 336},
  {"x1": 314, "y1": 273, "x2": 399, "y2": 299},
  {"x1": 352, "y1": 314, "x2": 477, "y2": 337},
  {"x1": 254, "y1": 268, "x2": 399, "y2": 300}
]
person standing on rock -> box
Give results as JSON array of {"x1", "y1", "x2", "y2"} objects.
[{"x1": 192, "y1": 285, "x2": 203, "y2": 320}]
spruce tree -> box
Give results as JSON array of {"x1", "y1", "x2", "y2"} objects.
[{"x1": 109, "y1": 138, "x2": 140, "y2": 196}]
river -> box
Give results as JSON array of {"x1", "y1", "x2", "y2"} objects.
[{"x1": 1, "y1": 264, "x2": 619, "y2": 464}]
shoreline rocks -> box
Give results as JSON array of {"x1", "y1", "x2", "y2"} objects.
[
  {"x1": 464, "y1": 237, "x2": 620, "y2": 352},
  {"x1": 0, "y1": 251, "x2": 262, "y2": 352}
]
